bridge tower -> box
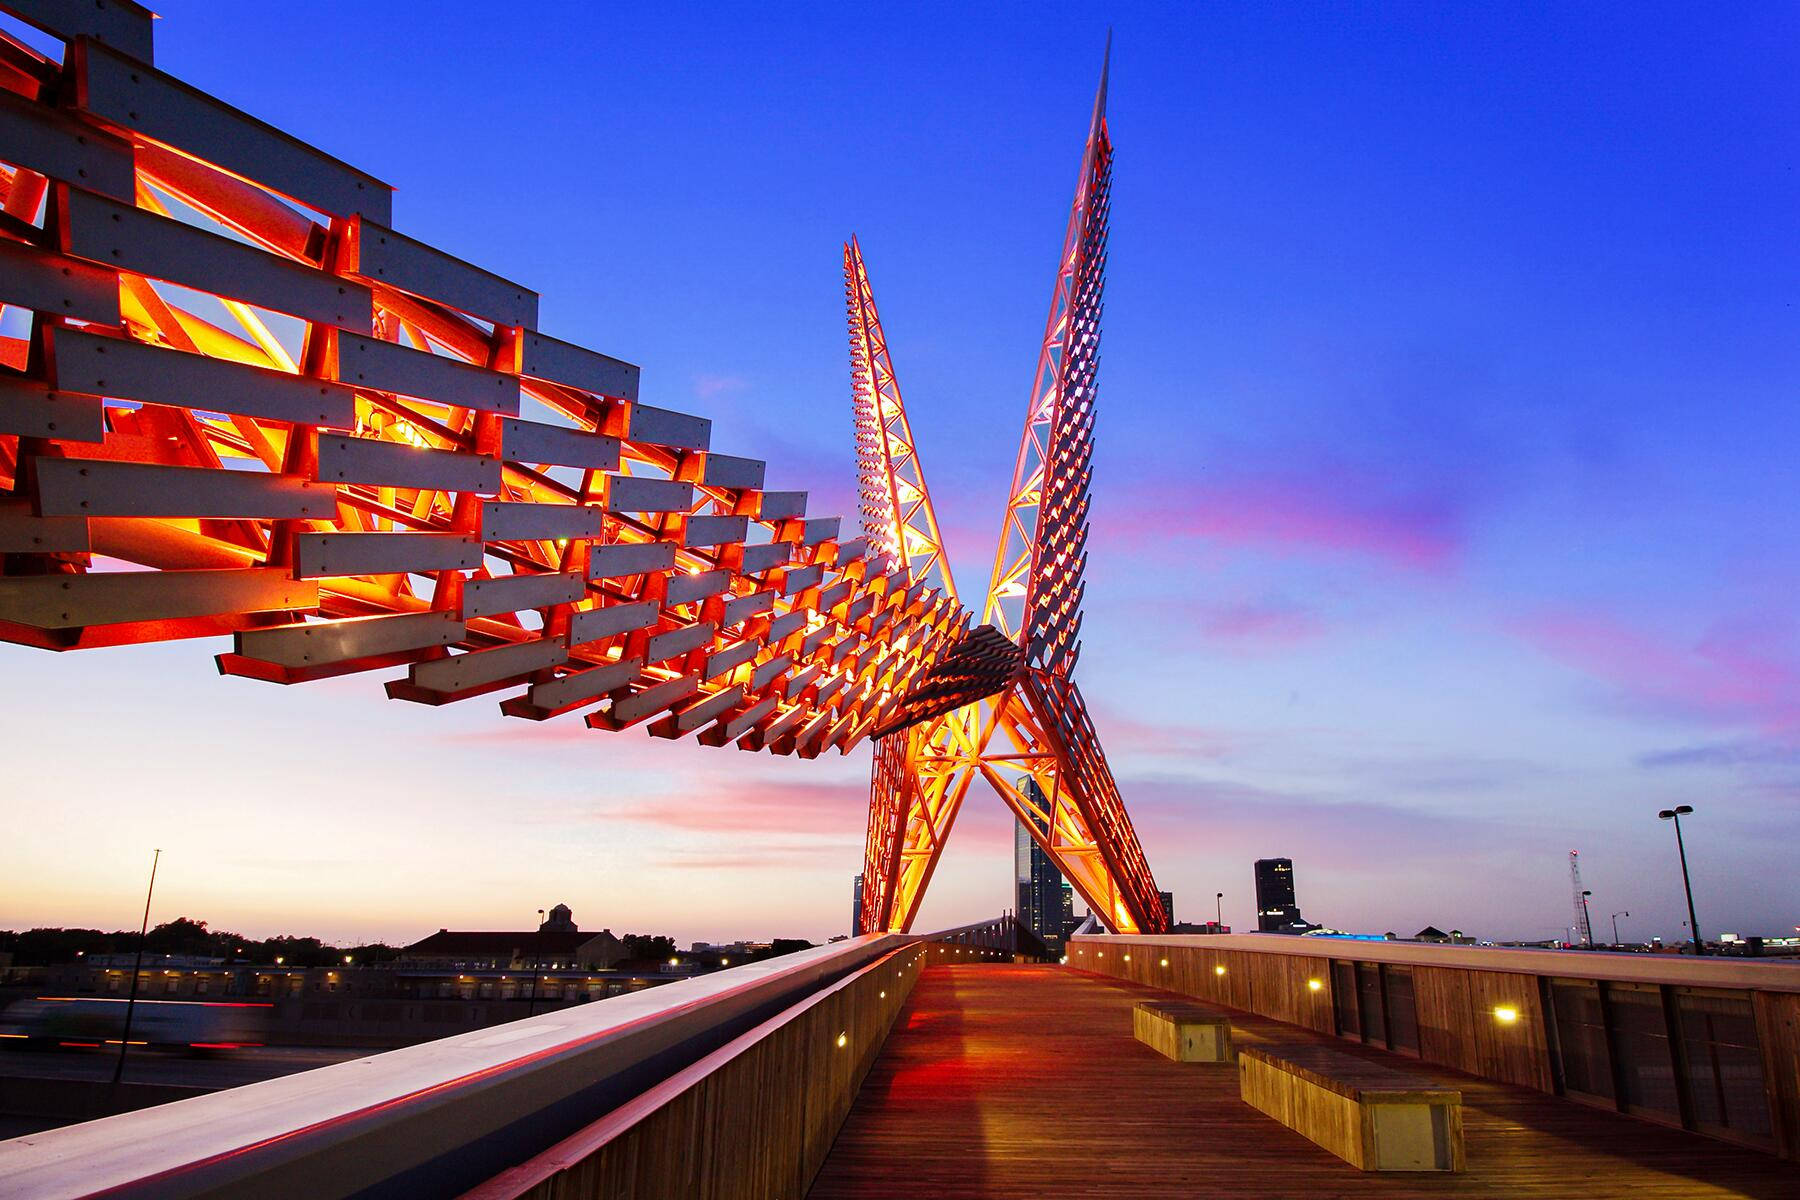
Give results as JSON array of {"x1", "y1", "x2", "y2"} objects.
[{"x1": 852, "y1": 42, "x2": 1165, "y2": 937}]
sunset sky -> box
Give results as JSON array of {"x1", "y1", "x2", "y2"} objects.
[{"x1": 3, "y1": 3, "x2": 1796, "y2": 948}]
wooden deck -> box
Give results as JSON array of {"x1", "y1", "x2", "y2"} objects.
[{"x1": 808, "y1": 964, "x2": 1800, "y2": 1199}]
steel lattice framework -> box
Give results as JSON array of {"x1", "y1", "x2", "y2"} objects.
[
  {"x1": 855, "y1": 45, "x2": 1166, "y2": 936},
  {"x1": 0, "y1": 7, "x2": 1159, "y2": 932},
  {"x1": 0, "y1": 5, "x2": 977, "y2": 757}
]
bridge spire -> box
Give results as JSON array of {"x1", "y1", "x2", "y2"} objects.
[{"x1": 858, "y1": 42, "x2": 1165, "y2": 937}]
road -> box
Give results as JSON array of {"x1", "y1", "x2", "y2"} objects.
[
  {"x1": 0, "y1": 1045, "x2": 375, "y2": 1139},
  {"x1": 1, "y1": 1044, "x2": 370, "y2": 1090}
]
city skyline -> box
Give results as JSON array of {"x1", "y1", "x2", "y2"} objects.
[{"x1": 3, "y1": 2, "x2": 1796, "y2": 947}]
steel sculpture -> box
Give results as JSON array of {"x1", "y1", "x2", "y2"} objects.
[
  {"x1": 854, "y1": 44, "x2": 1166, "y2": 935},
  {"x1": 0, "y1": 6, "x2": 1159, "y2": 930},
  {"x1": 0, "y1": 6, "x2": 981, "y2": 757}
]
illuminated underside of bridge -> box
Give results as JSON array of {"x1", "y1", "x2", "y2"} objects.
[{"x1": 0, "y1": 5, "x2": 1163, "y2": 933}]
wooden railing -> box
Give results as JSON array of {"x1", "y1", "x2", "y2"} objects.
[
  {"x1": 1071, "y1": 932, "x2": 1800, "y2": 1160},
  {"x1": 0, "y1": 935, "x2": 913, "y2": 1200},
  {"x1": 463, "y1": 943, "x2": 926, "y2": 1200}
]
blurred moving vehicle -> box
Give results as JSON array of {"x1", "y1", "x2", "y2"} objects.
[{"x1": 0, "y1": 997, "x2": 270, "y2": 1053}]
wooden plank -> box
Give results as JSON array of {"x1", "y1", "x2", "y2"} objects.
[
  {"x1": 73, "y1": 40, "x2": 392, "y2": 220},
  {"x1": 336, "y1": 332, "x2": 518, "y2": 414},
  {"x1": 0, "y1": 237, "x2": 120, "y2": 325},
  {"x1": 0, "y1": 376, "x2": 105, "y2": 443},
  {"x1": 479, "y1": 500, "x2": 601, "y2": 543},
  {"x1": 811, "y1": 964, "x2": 1800, "y2": 1199},
  {"x1": 1753, "y1": 990, "x2": 1800, "y2": 1158},
  {"x1": 498, "y1": 416, "x2": 619, "y2": 471},
  {"x1": 0, "y1": 567, "x2": 313, "y2": 628},
  {"x1": 348, "y1": 217, "x2": 537, "y2": 328},
  {"x1": 47, "y1": 326, "x2": 356, "y2": 428},
  {"x1": 3, "y1": 0, "x2": 156, "y2": 62},
  {"x1": 0, "y1": 85, "x2": 135, "y2": 200},
  {"x1": 293, "y1": 532, "x2": 482, "y2": 579},
  {"x1": 519, "y1": 329, "x2": 638, "y2": 401},
  {"x1": 460, "y1": 571, "x2": 583, "y2": 619},
  {"x1": 33, "y1": 458, "x2": 332, "y2": 519},
  {"x1": 234, "y1": 610, "x2": 463, "y2": 667},
  {"x1": 59, "y1": 187, "x2": 372, "y2": 330},
  {"x1": 315, "y1": 434, "x2": 499, "y2": 493},
  {"x1": 586, "y1": 541, "x2": 674, "y2": 580}
]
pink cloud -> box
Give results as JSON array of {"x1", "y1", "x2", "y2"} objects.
[
  {"x1": 604, "y1": 779, "x2": 865, "y2": 834},
  {"x1": 1195, "y1": 601, "x2": 1327, "y2": 650},
  {"x1": 1123, "y1": 463, "x2": 1467, "y2": 572},
  {"x1": 1511, "y1": 610, "x2": 1800, "y2": 737}
]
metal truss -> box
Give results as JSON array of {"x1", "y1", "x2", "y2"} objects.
[
  {"x1": 0, "y1": 8, "x2": 976, "y2": 758},
  {"x1": 856, "y1": 41, "x2": 1166, "y2": 937}
]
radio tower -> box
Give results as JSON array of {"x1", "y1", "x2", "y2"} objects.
[{"x1": 1570, "y1": 850, "x2": 1594, "y2": 947}]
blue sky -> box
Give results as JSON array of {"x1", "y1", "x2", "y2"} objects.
[{"x1": 2, "y1": 3, "x2": 1796, "y2": 946}]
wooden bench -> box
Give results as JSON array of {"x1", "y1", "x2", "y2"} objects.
[
  {"x1": 1238, "y1": 1044, "x2": 1464, "y2": 1172},
  {"x1": 1132, "y1": 999, "x2": 1234, "y2": 1062}
]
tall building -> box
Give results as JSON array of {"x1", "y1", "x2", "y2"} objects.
[
  {"x1": 1158, "y1": 891, "x2": 1175, "y2": 926},
  {"x1": 1060, "y1": 881, "x2": 1075, "y2": 937},
  {"x1": 851, "y1": 874, "x2": 865, "y2": 936},
  {"x1": 1254, "y1": 858, "x2": 1304, "y2": 932},
  {"x1": 1015, "y1": 783, "x2": 1065, "y2": 945}
]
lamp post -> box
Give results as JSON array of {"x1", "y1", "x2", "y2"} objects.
[
  {"x1": 1611, "y1": 911, "x2": 1630, "y2": 946},
  {"x1": 1580, "y1": 890, "x2": 1593, "y2": 948},
  {"x1": 1215, "y1": 892, "x2": 1223, "y2": 928},
  {"x1": 1657, "y1": 806, "x2": 1703, "y2": 956},
  {"x1": 526, "y1": 908, "x2": 545, "y2": 1016},
  {"x1": 112, "y1": 849, "x2": 161, "y2": 1087}
]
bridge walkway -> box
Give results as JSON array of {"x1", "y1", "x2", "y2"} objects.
[{"x1": 808, "y1": 963, "x2": 1797, "y2": 1199}]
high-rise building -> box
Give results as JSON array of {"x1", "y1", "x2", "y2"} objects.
[
  {"x1": 1060, "y1": 881, "x2": 1075, "y2": 938},
  {"x1": 1158, "y1": 891, "x2": 1175, "y2": 926},
  {"x1": 851, "y1": 873, "x2": 864, "y2": 936},
  {"x1": 1015, "y1": 782, "x2": 1065, "y2": 946},
  {"x1": 1254, "y1": 857, "x2": 1304, "y2": 932}
]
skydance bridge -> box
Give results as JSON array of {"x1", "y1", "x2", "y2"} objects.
[{"x1": 3, "y1": 6, "x2": 1799, "y2": 1199}]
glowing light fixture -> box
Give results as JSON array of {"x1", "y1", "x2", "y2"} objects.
[
  {"x1": 1494, "y1": 1006, "x2": 1520, "y2": 1024},
  {"x1": 1213, "y1": 965, "x2": 1227, "y2": 976},
  {"x1": 1307, "y1": 978, "x2": 1324, "y2": 992},
  {"x1": 835, "y1": 1032, "x2": 848, "y2": 1049}
]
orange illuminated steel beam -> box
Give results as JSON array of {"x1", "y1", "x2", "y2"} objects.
[
  {"x1": 0, "y1": 14, "x2": 972, "y2": 759},
  {"x1": 856, "y1": 40, "x2": 1165, "y2": 938}
]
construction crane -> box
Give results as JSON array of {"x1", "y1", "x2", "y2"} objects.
[{"x1": 1570, "y1": 850, "x2": 1594, "y2": 948}]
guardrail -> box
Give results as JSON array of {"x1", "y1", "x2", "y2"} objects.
[
  {"x1": 464, "y1": 943, "x2": 926, "y2": 1200},
  {"x1": 0, "y1": 934, "x2": 910, "y2": 1200},
  {"x1": 1072, "y1": 933, "x2": 1800, "y2": 1159}
]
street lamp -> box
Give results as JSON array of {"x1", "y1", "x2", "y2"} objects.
[
  {"x1": 1658, "y1": 805, "x2": 1703, "y2": 956},
  {"x1": 1610, "y1": 911, "x2": 1630, "y2": 946},
  {"x1": 1579, "y1": 890, "x2": 1593, "y2": 948}
]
